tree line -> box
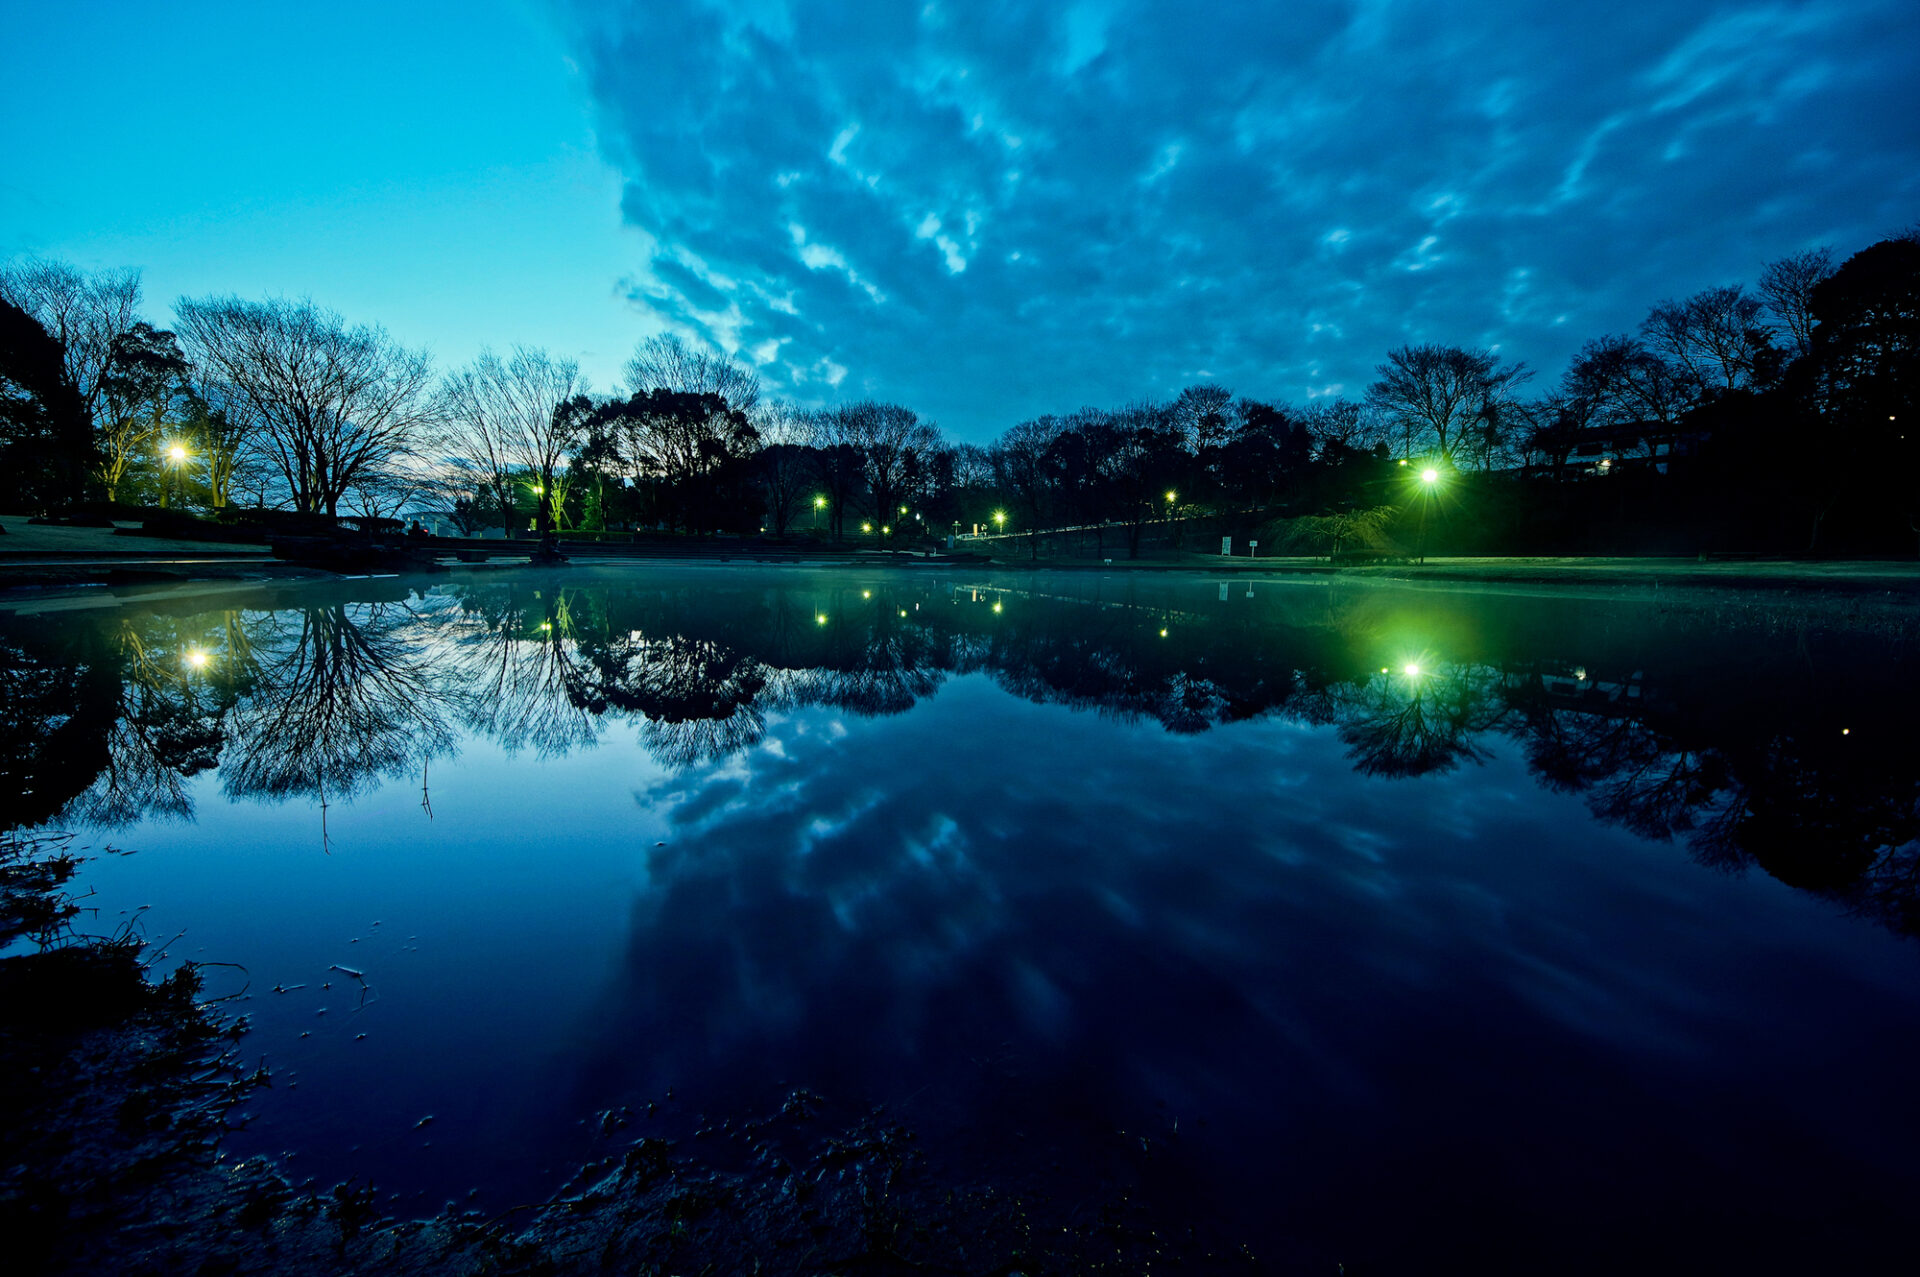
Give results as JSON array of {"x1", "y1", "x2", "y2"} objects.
[{"x1": 2, "y1": 225, "x2": 1915, "y2": 552}]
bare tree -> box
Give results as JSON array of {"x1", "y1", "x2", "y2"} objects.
[
  {"x1": 0, "y1": 258, "x2": 143, "y2": 440},
  {"x1": 1171, "y1": 383, "x2": 1235, "y2": 451},
  {"x1": 753, "y1": 399, "x2": 814, "y2": 536},
  {"x1": 1367, "y1": 344, "x2": 1529, "y2": 466},
  {"x1": 623, "y1": 332, "x2": 760, "y2": 413},
  {"x1": 441, "y1": 346, "x2": 590, "y2": 535},
  {"x1": 826, "y1": 400, "x2": 940, "y2": 536},
  {"x1": 1299, "y1": 398, "x2": 1387, "y2": 456},
  {"x1": 1757, "y1": 248, "x2": 1835, "y2": 361},
  {"x1": 173, "y1": 297, "x2": 437, "y2": 517},
  {"x1": 1565, "y1": 335, "x2": 1689, "y2": 426},
  {"x1": 1641, "y1": 285, "x2": 1771, "y2": 391},
  {"x1": 992, "y1": 415, "x2": 1064, "y2": 559}
]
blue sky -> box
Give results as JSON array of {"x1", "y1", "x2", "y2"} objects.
[{"x1": 5, "y1": 1, "x2": 1917, "y2": 441}]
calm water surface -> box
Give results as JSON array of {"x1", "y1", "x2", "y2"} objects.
[{"x1": 7, "y1": 566, "x2": 1920, "y2": 1271}]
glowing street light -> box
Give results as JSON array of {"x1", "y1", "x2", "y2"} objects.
[
  {"x1": 992, "y1": 601, "x2": 1003, "y2": 614},
  {"x1": 1165, "y1": 490, "x2": 1177, "y2": 504},
  {"x1": 992, "y1": 510, "x2": 1007, "y2": 532},
  {"x1": 882, "y1": 524, "x2": 891, "y2": 535},
  {"x1": 1420, "y1": 468, "x2": 1438, "y2": 485},
  {"x1": 1404, "y1": 662, "x2": 1422, "y2": 677},
  {"x1": 814, "y1": 495, "x2": 828, "y2": 509},
  {"x1": 862, "y1": 521, "x2": 873, "y2": 533},
  {"x1": 161, "y1": 441, "x2": 189, "y2": 507},
  {"x1": 184, "y1": 648, "x2": 210, "y2": 669}
]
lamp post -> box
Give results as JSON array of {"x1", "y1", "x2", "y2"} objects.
[
  {"x1": 1416, "y1": 467, "x2": 1439, "y2": 564},
  {"x1": 1165, "y1": 489, "x2": 1179, "y2": 551},
  {"x1": 161, "y1": 443, "x2": 188, "y2": 508}
]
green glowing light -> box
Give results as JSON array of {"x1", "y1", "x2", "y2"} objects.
[
  {"x1": 1420, "y1": 468, "x2": 1438, "y2": 485},
  {"x1": 1404, "y1": 662, "x2": 1421, "y2": 677}
]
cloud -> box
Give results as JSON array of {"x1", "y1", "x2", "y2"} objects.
[{"x1": 556, "y1": 0, "x2": 1920, "y2": 438}]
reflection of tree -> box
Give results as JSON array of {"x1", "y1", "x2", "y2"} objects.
[
  {"x1": 220, "y1": 602, "x2": 457, "y2": 802},
  {"x1": 0, "y1": 627, "x2": 121, "y2": 832},
  {"x1": 62, "y1": 615, "x2": 243, "y2": 826},
  {"x1": 16, "y1": 576, "x2": 1920, "y2": 938},
  {"x1": 443, "y1": 588, "x2": 604, "y2": 758},
  {"x1": 1303, "y1": 666, "x2": 1505, "y2": 778}
]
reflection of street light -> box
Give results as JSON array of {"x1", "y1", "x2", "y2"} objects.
[
  {"x1": 184, "y1": 648, "x2": 209, "y2": 669},
  {"x1": 992, "y1": 510, "x2": 1006, "y2": 532}
]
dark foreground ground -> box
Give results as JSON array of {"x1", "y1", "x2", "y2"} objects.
[{"x1": 1, "y1": 831, "x2": 1252, "y2": 1276}]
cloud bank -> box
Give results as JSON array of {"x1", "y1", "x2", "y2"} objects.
[{"x1": 556, "y1": 0, "x2": 1920, "y2": 438}]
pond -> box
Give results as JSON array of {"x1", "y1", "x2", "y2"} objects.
[{"x1": 6, "y1": 566, "x2": 1920, "y2": 1272}]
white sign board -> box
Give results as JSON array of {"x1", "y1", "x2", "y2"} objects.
[{"x1": 1221, "y1": 536, "x2": 1233, "y2": 556}]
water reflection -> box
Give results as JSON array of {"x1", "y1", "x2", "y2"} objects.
[{"x1": 4, "y1": 572, "x2": 1918, "y2": 935}]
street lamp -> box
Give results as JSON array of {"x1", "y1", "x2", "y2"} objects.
[
  {"x1": 161, "y1": 442, "x2": 188, "y2": 507},
  {"x1": 1420, "y1": 468, "x2": 1438, "y2": 485},
  {"x1": 992, "y1": 510, "x2": 1006, "y2": 533},
  {"x1": 862, "y1": 521, "x2": 873, "y2": 533}
]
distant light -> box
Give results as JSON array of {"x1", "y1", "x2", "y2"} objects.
[
  {"x1": 899, "y1": 609, "x2": 907, "y2": 617},
  {"x1": 814, "y1": 495, "x2": 827, "y2": 508},
  {"x1": 167, "y1": 444, "x2": 187, "y2": 463},
  {"x1": 1381, "y1": 667, "x2": 1390, "y2": 674},
  {"x1": 1573, "y1": 666, "x2": 1588, "y2": 681},
  {"x1": 862, "y1": 589, "x2": 872, "y2": 598},
  {"x1": 1398, "y1": 458, "x2": 1408, "y2": 466},
  {"x1": 816, "y1": 613, "x2": 828, "y2": 625},
  {"x1": 899, "y1": 505, "x2": 908, "y2": 515},
  {"x1": 184, "y1": 649, "x2": 209, "y2": 669},
  {"x1": 1160, "y1": 627, "x2": 1169, "y2": 637},
  {"x1": 1420, "y1": 468, "x2": 1438, "y2": 484},
  {"x1": 862, "y1": 521, "x2": 873, "y2": 533},
  {"x1": 532, "y1": 484, "x2": 543, "y2": 494},
  {"x1": 1404, "y1": 663, "x2": 1421, "y2": 677},
  {"x1": 992, "y1": 511, "x2": 1006, "y2": 527},
  {"x1": 539, "y1": 622, "x2": 552, "y2": 631},
  {"x1": 1165, "y1": 490, "x2": 1177, "y2": 503},
  {"x1": 1842, "y1": 728, "x2": 1851, "y2": 736},
  {"x1": 882, "y1": 525, "x2": 891, "y2": 535},
  {"x1": 992, "y1": 601, "x2": 1003, "y2": 613}
]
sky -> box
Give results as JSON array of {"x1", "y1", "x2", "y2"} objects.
[{"x1": 4, "y1": 0, "x2": 1917, "y2": 442}]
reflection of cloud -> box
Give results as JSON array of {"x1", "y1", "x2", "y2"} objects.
[{"x1": 557, "y1": 0, "x2": 1920, "y2": 438}]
